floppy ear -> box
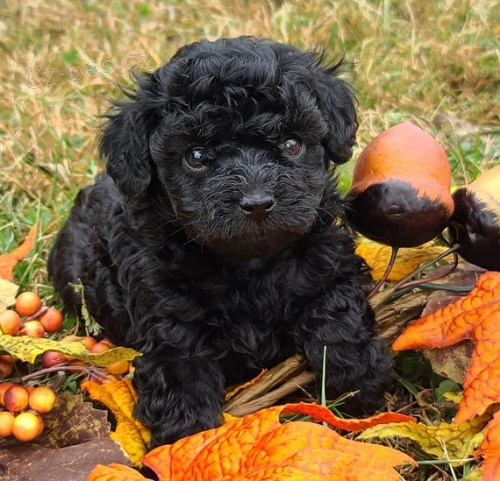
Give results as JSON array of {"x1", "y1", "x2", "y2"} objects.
[
  {"x1": 314, "y1": 62, "x2": 358, "y2": 165},
  {"x1": 100, "y1": 74, "x2": 160, "y2": 198}
]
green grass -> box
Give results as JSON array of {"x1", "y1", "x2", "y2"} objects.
[{"x1": 0, "y1": 2, "x2": 498, "y2": 476}]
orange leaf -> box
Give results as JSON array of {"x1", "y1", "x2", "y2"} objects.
[
  {"x1": 474, "y1": 410, "x2": 500, "y2": 481},
  {"x1": 0, "y1": 225, "x2": 37, "y2": 281},
  {"x1": 81, "y1": 380, "x2": 150, "y2": 466},
  {"x1": 88, "y1": 403, "x2": 415, "y2": 481},
  {"x1": 88, "y1": 463, "x2": 148, "y2": 481},
  {"x1": 279, "y1": 402, "x2": 415, "y2": 432},
  {"x1": 393, "y1": 271, "x2": 500, "y2": 423}
]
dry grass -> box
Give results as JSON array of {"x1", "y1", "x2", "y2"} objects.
[{"x1": 0, "y1": 2, "x2": 498, "y2": 477}]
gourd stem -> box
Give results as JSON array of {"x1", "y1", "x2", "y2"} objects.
[
  {"x1": 368, "y1": 243, "x2": 461, "y2": 309},
  {"x1": 395, "y1": 249, "x2": 459, "y2": 292},
  {"x1": 392, "y1": 243, "x2": 460, "y2": 291},
  {"x1": 368, "y1": 246, "x2": 399, "y2": 299}
]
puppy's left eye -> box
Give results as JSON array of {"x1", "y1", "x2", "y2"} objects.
[
  {"x1": 283, "y1": 138, "x2": 303, "y2": 156},
  {"x1": 184, "y1": 147, "x2": 207, "y2": 170}
]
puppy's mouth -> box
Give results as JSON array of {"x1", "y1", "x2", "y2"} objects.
[
  {"x1": 201, "y1": 225, "x2": 303, "y2": 261},
  {"x1": 181, "y1": 206, "x2": 317, "y2": 262}
]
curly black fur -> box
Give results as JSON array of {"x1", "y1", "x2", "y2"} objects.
[{"x1": 48, "y1": 36, "x2": 393, "y2": 449}]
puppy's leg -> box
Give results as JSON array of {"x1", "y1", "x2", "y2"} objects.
[
  {"x1": 295, "y1": 283, "x2": 393, "y2": 415},
  {"x1": 133, "y1": 350, "x2": 225, "y2": 448}
]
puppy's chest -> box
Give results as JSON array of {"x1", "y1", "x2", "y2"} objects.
[
  {"x1": 192, "y1": 269, "x2": 296, "y2": 355},
  {"x1": 197, "y1": 272, "x2": 290, "y2": 325}
]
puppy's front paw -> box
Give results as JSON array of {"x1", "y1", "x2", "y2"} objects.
[
  {"x1": 144, "y1": 408, "x2": 223, "y2": 449},
  {"x1": 133, "y1": 352, "x2": 225, "y2": 448},
  {"x1": 328, "y1": 337, "x2": 394, "y2": 416}
]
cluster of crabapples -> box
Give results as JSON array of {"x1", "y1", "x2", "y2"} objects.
[
  {"x1": 0, "y1": 383, "x2": 55, "y2": 442},
  {"x1": 41, "y1": 336, "x2": 133, "y2": 378},
  {"x1": 0, "y1": 292, "x2": 132, "y2": 442},
  {"x1": 0, "y1": 291, "x2": 132, "y2": 379},
  {"x1": 0, "y1": 292, "x2": 64, "y2": 379}
]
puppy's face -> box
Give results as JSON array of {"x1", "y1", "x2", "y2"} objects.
[{"x1": 101, "y1": 37, "x2": 357, "y2": 260}]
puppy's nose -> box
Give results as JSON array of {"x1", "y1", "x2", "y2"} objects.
[{"x1": 240, "y1": 193, "x2": 275, "y2": 220}]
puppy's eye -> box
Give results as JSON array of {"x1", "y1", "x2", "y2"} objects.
[
  {"x1": 185, "y1": 147, "x2": 207, "y2": 170},
  {"x1": 283, "y1": 138, "x2": 303, "y2": 156}
]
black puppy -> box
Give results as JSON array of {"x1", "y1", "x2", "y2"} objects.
[{"x1": 48, "y1": 36, "x2": 392, "y2": 449}]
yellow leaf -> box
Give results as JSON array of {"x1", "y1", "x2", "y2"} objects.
[
  {"x1": 355, "y1": 238, "x2": 452, "y2": 281},
  {"x1": 461, "y1": 467, "x2": 484, "y2": 481},
  {"x1": 81, "y1": 380, "x2": 151, "y2": 466},
  {"x1": 444, "y1": 391, "x2": 463, "y2": 404},
  {"x1": 0, "y1": 278, "x2": 18, "y2": 313},
  {"x1": 358, "y1": 415, "x2": 489, "y2": 462},
  {"x1": 0, "y1": 335, "x2": 141, "y2": 366},
  {"x1": 223, "y1": 413, "x2": 237, "y2": 422}
]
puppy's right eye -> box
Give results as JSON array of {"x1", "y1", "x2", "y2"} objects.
[{"x1": 184, "y1": 147, "x2": 207, "y2": 170}]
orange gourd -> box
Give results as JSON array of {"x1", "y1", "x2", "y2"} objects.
[{"x1": 346, "y1": 121, "x2": 454, "y2": 247}]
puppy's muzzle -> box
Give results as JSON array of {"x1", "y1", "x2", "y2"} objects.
[{"x1": 240, "y1": 191, "x2": 275, "y2": 220}]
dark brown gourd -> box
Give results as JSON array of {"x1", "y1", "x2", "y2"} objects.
[
  {"x1": 346, "y1": 121, "x2": 454, "y2": 247},
  {"x1": 448, "y1": 165, "x2": 500, "y2": 271}
]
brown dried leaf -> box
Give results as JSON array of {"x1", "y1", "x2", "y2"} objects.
[
  {"x1": 35, "y1": 392, "x2": 111, "y2": 448},
  {"x1": 424, "y1": 341, "x2": 474, "y2": 385},
  {"x1": 0, "y1": 439, "x2": 130, "y2": 481}
]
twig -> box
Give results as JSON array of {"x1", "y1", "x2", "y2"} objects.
[
  {"x1": 225, "y1": 371, "x2": 316, "y2": 417},
  {"x1": 9, "y1": 364, "x2": 109, "y2": 383},
  {"x1": 224, "y1": 354, "x2": 306, "y2": 411}
]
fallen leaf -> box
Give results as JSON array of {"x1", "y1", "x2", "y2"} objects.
[
  {"x1": 88, "y1": 402, "x2": 416, "y2": 481},
  {"x1": 419, "y1": 269, "x2": 479, "y2": 384},
  {"x1": 355, "y1": 238, "x2": 452, "y2": 281},
  {"x1": 81, "y1": 380, "x2": 151, "y2": 466},
  {"x1": 278, "y1": 402, "x2": 416, "y2": 432},
  {"x1": 0, "y1": 278, "x2": 18, "y2": 313},
  {"x1": 393, "y1": 271, "x2": 500, "y2": 481},
  {"x1": 0, "y1": 335, "x2": 140, "y2": 366},
  {"x1": 0, "y1": 439, "x2": 131, "y2": 481},
  {"x1": 36, "y1": 392, "x2": 111, "y2": 448},
  {"x1": 358, "y1": 414, "x2": 488, "y2": 461},
  {"x1": 424, "y1": 342, "x2": 474, "y2": 385},
  {"x1": 461, "y1": 467, "x2": 486, "y2": 481},
  {"x1": 393, "y1": 271, "x2": 500, "y2": 423},
  {"x1": 0, "y1": 392, "x2": 131, "y2": 481},
  {"x1": 474, "y1": 410, "x2": 500, "y2": 481},
  {"x1": 86, "y1": 463, "x2": 147, "y2": 481},
  {"x1": 444, "y1": 391, "x2": 463, "y2": 404},
  {"x1": 0, "y1": 224, "x2": 37, "y2": 281}
]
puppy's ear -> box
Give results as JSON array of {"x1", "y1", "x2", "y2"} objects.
[
  {"x1": 100, "y1": 74, "x2": 160, "y2": 197},
  {"x1": 315, "y1": 61, "x2": 358, "y2": 165}
]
